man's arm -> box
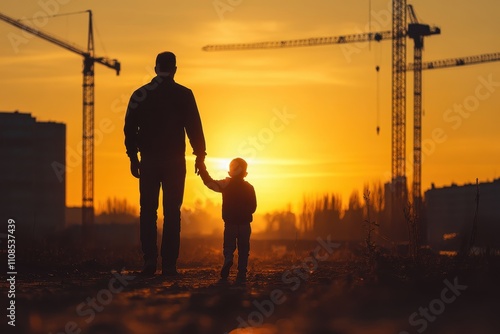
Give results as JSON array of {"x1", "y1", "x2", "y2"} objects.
[
  {"x1": 124, "y1": 92, "x2": 140, "y2": 178},
  {"x1": 184, "y1": 90, "x2": 206, "y2": 173}
]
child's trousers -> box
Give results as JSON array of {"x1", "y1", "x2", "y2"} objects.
[{"x1": 223, "y1": 224, "x2": 251, "y2": 276}]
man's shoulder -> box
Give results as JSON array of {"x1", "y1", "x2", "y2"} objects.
[
  {"x1": 131, "y1": 80, "x2": 155, "y2": 96},
  {"x1": 132, "y1": 78, "x2": 192, "y2": 93},
  {"x1": 171, "y1": 81, "x2": 193, "y2": 94},
  {"x1": 131, "y1": 84, "x2": 147, "y2": 94}
]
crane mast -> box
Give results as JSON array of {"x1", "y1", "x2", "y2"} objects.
[
  {"x1": 407, "y1": 4, "x2": 440, "y2": 231},
  {"x1": 83, "y1": 11, "x2": 95, "y2": 227},
  {"x1": 0, "y1": 10, "x2": 120, "y2": 230},
  {"x1": 391, "y1": 0, "x2": 407, "y2": 230}
]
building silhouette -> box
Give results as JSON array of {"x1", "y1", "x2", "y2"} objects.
[
  {"x1": 0, "y1": 111, "x2": 66, "y2": 238},
  {"x1": 425, "y1": 178, "x2": 500, "y2": 251}
]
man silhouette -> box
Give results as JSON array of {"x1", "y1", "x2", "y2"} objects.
[{"x1": 124, "y1": 51, "x2": 206, "y2": 276}]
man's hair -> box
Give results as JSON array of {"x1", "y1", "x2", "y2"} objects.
[
  {"x1": 156, "y1": 51, "x2": 176, "y2": 73},
  {"x1": 229, "y1": 158, "x2": 248, "y2": 178}
]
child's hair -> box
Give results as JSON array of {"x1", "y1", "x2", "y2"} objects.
[{"x1": 229, "y1": 158, "x2": 248, "y2": 177}]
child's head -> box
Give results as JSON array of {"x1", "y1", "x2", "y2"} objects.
[{"x1": 228, "y1": 158, "x2": 248, "y2": 178}]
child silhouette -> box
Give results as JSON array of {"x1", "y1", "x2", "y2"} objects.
[{"x1": 198, "y1": 158, "x2": 257, "y2": 283}]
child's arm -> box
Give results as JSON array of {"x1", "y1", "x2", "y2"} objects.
[{"x1": 198, "y1": 168, "x2": 227, "y2": 193}]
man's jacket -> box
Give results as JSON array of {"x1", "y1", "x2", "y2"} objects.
[{"x1": 124, "y1": 76, "x2": 206, "y2": 159}]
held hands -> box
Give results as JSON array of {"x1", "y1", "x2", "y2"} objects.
[
  {"x1": 130, "y1": 157, "x2": 140, "y2": 178},
  {"x1": 195, "y1": 155, "x2": 206, "y2": 175}
]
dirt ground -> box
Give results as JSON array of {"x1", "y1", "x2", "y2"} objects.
[{"x1": 2, "y1": 238, "x2": 500, "y2": 334}]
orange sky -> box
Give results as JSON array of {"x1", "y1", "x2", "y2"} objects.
[{"x1": 1, "y1": 0, "x2": 499, "y2": 214}]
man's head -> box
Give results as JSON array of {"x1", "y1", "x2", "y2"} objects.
[
  {"x1": 155, "y1": 51, "x2": 177, "y2": 77},
  {"x1": 228, "y1": 158, "x2": 248, "y2": 179}
]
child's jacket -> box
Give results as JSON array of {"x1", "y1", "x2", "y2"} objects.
[{"x1": 199, "y1": 169, "x2": 257, "y2": 225}]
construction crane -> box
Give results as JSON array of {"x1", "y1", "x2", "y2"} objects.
[
  {"x1": 391, "y1": 0, "x2": 407, "y2": 222},
  {"x1": 407, "y1": 4, "x2": 440, "y2": 221},
  {"x1": 202, "y1": 1, "x2": 427, "y2": 231},
  {"x1": 201, "y1": 2, "x2": 499, "y2": 236},
  {"x1": 0, "y1": 11, "x2": 121, "y2": 229}
]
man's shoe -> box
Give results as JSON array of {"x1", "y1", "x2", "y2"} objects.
[
  {"x1": 235, "y1": 273, "x2": 246, "y2": 285},
  {"x1": 139, "y1": 265, "x2": 156, "y2": 277},
  {"x1": 162, "y1": 265, "x2": 180, "y2": 277},
  {"x1": 220, "y1": 261, "x2": 233, "y2": 279},
  {"x1": 216, "y1": 277, "x2": 229, "y2": 286},
  {"x1": 162, "y1": 269, "x2": 180, "y2": 277}
]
